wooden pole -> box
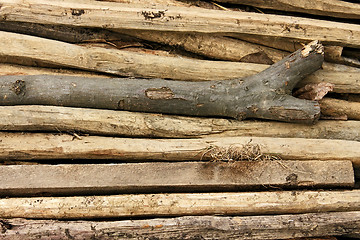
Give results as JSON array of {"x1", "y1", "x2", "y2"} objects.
[
  {"x1": 1, "y1": 0, "x2": 359, "y2": 47},
  {"x1": 0, "y1": 190, "x2": 360, "y2": 219},
  {"x1": 1, "y1": 212, "x2": 359, "y2": 239},
  {"x1": 1, "y1": 133, "x2": 360, "y2": 167}
]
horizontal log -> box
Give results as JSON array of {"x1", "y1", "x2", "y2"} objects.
[
  {"x1": 0, "y1": 190, "x2": 360, "y2": 219},
  {"x1": 117, "y1": 29, "x2": 287, "y2": 64},
  {"x1": 214, "y1": 0, "x2": 360, "y2": 19},
  {"x1": 1, "y1": 0, "x2": 359, "y2": 47},
  {"x1": 1, "y1": 132, "x2": 360, "y2": 167},
  {"x1": 0, "y1": 161, "x2": 353, "y2": 196},
  {"x1": 320, "y1": 98, "x2": 360, "y2": 120},
  {"x1": 0, "y1": 105, "x2": 360, "y2": 141},
  {"x1": 1, "y1": 32, "x2": 359, "y2": 94},
  {"x1": 0, "y1": 39, "x2": 326, "y2": 124},
  {"x1": 1, "y1": 212, "x2": 359, "y2": 239}
]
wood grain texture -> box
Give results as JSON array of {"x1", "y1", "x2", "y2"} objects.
[
  {"x1": 1, "y1": 132, "x2": 360, "y2": 167},
  {"x1": 320, "y1": 98, "x2": 360, "y2": 120},
  {"x1": 214, "y1": 0, "x2": 360, "y2": 19},
  {"x1": 1, "y1": 0, "x2": 359, "y2": 47},
  {"x1": 1, "y1": 212, "x2": 359, "y2": 239},
  {"x1": 0, "y1": 190, "x2": 360, "y2": 219},
  {"x1": 0, "y1": 161, "x2": 353, "y2": 196}
]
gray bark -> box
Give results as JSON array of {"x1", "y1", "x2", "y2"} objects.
[{"x1": 0, "y1": 41, "x2": 324, "y2": 123}]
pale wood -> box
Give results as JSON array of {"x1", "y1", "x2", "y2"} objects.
[
  {"x1": 1, "y1": 0, "x2": 360, "y2": 47},
  {"x1": 1, "y1": 132, "x2": 360, "y2": 167},
  {"x1": 214, "y1": 0, "x2": 360, "y2": 19},
  {"x1": 1, "y1": 105, "x2": 360, "y2": 141},
  {"x1": 118, "y1": 29, "x2": 287, "y2": 64},
  {"x1": 0, "y1": 190, "x2": 360, "y2": 219},
  {"x1": 0, "y1": 63, "x2": 109, "y2": 78},
  {"x1": 0, "y1": 161, "x2": 353, "y2": 196},
  {"x1": 1, "y1": 212, "x2": 359, "y2": 239},
  {"x1": 0, "y1": 30, "x2": 266, "y2": 80},
  {"x1": 320, "y1": 98, "x2": 360, "y2": 120}
]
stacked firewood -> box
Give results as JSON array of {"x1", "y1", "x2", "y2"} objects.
[{"x1": 0, "y1": 0, "x2": 359, "y2": 239}]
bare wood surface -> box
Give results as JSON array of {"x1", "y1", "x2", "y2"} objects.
[
  {"x1": 0, "y1": 190, "x2": 360, "y2": 219},
  {"x1": 1, "y1": 105, "x2": 360, "y2": 141},
  {"x1": 1, "y1": 132, "x2": 360, "y2": 167},
  {"x1": 0, "y1": 40, "x2": 324, "y2": 123},
  {"x1": 1, "y1": 212, "x2": 359, "y2": 239},
  {"x1": 320, "y1": 98, "x2": 360, "y2": 120},
  {"x1": 117, "y1": 30, "x2": 287, "y2": 64},
  {"x1": 0, "y1": 161, "x2": 353, "y2": 196},
  {"x1": 214, "y1": 0, "x2": 360, "y2": 19},
  {"x1": 1, "y1": 0, "x2": 360, "y2": 47},
  {"x1": 0, "y1": 30, "x2": 267, "y2": 80}
]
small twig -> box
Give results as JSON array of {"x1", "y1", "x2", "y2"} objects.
[{"x1": 211, "y1": 1, "x2": 230, "y2": 11}]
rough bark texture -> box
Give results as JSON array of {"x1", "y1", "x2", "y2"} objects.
[
  {"x1": 1, "y1": 133, "x2": 360, "y2": 167},
  {"x1": 0, "y1": 40, "x2": 324, "y2": 123},
  {"x1": 0, "y1": 105, "x2": 360, "y2": 140},
  {"x1": 214, "y1": 0, "x2": 360, "y2": 19},
  {"x1": 1, "y1": 212, "x2": 359, "y2": 239},
  {"x1": 320, "y1": 98, "x2": 360, "y2": 120},
  {"x1": 1, "y1": 0, "x2": 359, "y2": 47},
  {"x1": 0, "y1": 190, "x2": 360, "y2": 219},
  {"x1": 0, "y1": 161, "x2": 353, "y2": 196}
]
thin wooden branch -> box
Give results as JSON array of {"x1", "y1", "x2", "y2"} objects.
[
  {"x1": 1, "y1": 212, "x2": 360, "y2": 239},
  {"x1": 1, "y1": 133, "x2": 360, "y2": 167},
  {"x1": 320, "y1": 98, "x2": 360, "y2": 120},
  {"x1": 117, "y1": 30, "x2": 287, "y2": 64},
  {"x1": 0, "y1": 105, "x2": 360, "y2": 140},
  {"x1": 0, "y1": 39, "x2": 324, "y2": 123},
  {"x1": 0, "y1": 161, "x2": 354, "y2": 196},
  {"x1": 0, "y1": 190, "x2": 360, "y2": 219},
  {"x1": 214, "y1": 0, "x2": 360, "y2": 19},
  {"x1": 1, "y1": 0, "x2": 360, "y2": 47}
]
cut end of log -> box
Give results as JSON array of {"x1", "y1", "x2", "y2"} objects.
[{"x1": 301, "y1": 40, "x2": 324, "y2": 58}]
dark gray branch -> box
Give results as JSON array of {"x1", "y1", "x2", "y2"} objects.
[{"x1": 0, "y1": 41, "x2": 324, "y2": 123}]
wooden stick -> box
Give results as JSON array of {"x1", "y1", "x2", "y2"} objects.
[
  {"x1": 0, "y1": 40, "x2": 325, "y2": 123},
  {"x1": 1, "y1": 0, "x2": 359, "y2": 47},
  {"x1": 0, "y1": 105, "x2": 360, "y2": 140},
  {"x1": 1, "y1": 212, "x2": 359, "y2": 239},
  {"x1": 1, "y1": 132, "x2": 360, "y2": 167},
  {"x1": 0, "y1": 190, "x2": 360, "y2": 219},
  {"x1": 0, "y1": 161, "x2": 353, "y2": 196},
  {"x1": 117, "y1": 30, "x2": 287, "y2": 64},
  {"x1": 320, "y1": 98, "x2": 360, "y2": 120},
  {"x1": 214, "y1": 0, "x2": 360, "y2": 19}
]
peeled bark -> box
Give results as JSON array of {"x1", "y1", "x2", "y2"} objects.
[
  {"x1": 1, "y1": 0, "x2": 359, "y2": 47},
  {"x1": 0, "y1": 40, "x2": 324, "y2": 123},
  {"x1": 214, "y1": 0, "x2": 360, "y2": 19},
  {"x1": 0, "y1": 190, "x2": 360, "y2": 219},
  {"x1": 1, "y1": 133, "x2": 360, "y2": 167},
  {"x1": 1, "y1": 212, "x2": 360, "y2": 239}
]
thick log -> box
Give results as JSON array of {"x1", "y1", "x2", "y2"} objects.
[
  {"x1": 1, "y1": 0, "x2": 359, "y2": 47},
  {"x1": 0, "y1": 190, "x2": 360, "y2": 219},
  {"x1": 0, "y1": 39, "x2": 324, "y2": 123},
  {"x1": 1, "y1": 106, "x2": 360, "y2": 141},
  {"x1": 214, "y1": 0, "x2": 360, "y2": 19},
  {"x1": 0, "y1": 161, "x2": 353, "y2": 196},
  {"x1": 1, "y1": 133, "x2": 360, "y2": 167},
  {"x1": 320, "y1": 98, "x2": 360, "y2": 120},
  {"x1": 1, "y1": 212, "x2": 359, "y2": 239},
  {"x1": 1, "y1": 32, "x2": 359, "y2": 94}
]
